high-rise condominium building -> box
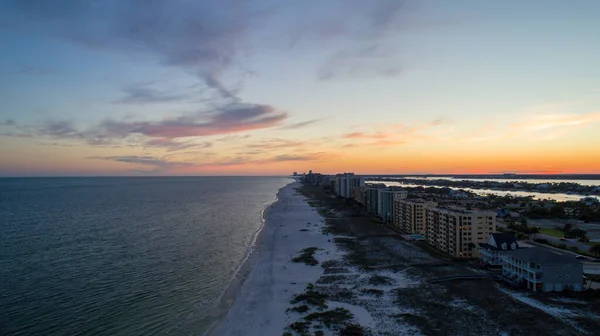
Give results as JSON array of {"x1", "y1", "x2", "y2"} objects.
[{"x1": 425, "y1": 206, "x2": 496, "y2": 258}]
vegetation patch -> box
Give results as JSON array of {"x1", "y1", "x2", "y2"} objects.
[
  {"x1": 360, "y1": 288, "x2": 384, "y2": 296},
  {"x1": 287, "y1": 321, "x2": 311, "y2": 334},
  {"x1": 339, "y1": 323, "x2": 366, "y2": 336},
  {"x1": 292, "y1": 247, "x2": 320, "y2": 266},
  {"x1": 290, "y1": 288, "x2": 329, "y2": 309},
  {"x1": 321, "y1": 260, "x2": 346, "y2": 268},
  {"x1": 327, "y1": 288, "x2": 355, "y2": 301},
  {"x1": 368, "y1": 275, "x2": 393, "y2": 286},
  {"x1": 323, "y1": 267, "x2": 351, "y2": 274},
  {"x1": 304, "y1": 308, "x2": 354, "y2": 329},
  {"x1": 287, "y1": 305, "x2": 310, "y2": 313},
  {"x1": 316, "y1": 274, "x2": 358, "y2": 284},
  {"x1": 394, "y1": 313, "x2": 430, "y2": 329}
]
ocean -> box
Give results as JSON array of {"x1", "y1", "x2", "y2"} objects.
[{"x1": 0, "y1": 176, "x2": 292, "y2": 335}]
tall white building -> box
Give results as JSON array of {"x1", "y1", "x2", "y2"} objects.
[{"x1": 334, "y1": 174, "x2": 364, "y2": 198}]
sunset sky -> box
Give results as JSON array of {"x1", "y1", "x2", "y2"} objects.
[{"x1": 1, "y1": 0, "x2": 599, "y2": 176}]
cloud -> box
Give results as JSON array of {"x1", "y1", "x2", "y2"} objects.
[
  {"x1": 461, "y1": 110, "x2": 600, "y2": 142},
  {"x1": 342, "y1": 132, "x2": 388, "y2": 139},
  {"x1": 216, "y1": 134, "x2": 252, "y2": 142},
  {"x1": 144, "y1": 138, "x2": 212, "y2": 152},
  {"x1": 5, "y1": 0, "x2": 255, "y2": 101},
  {"x1": 101, "y1": 103, "x2": 287, "y2": 139},
  {"x1": 245, "y1": 138, "x2": 305, "y2": 150},
  {"x1": 277, "y1": 119, "x2": 323, "y2": 130},
  {"x1": 88, "y1": 155, "x2": 193, "y2": 172},
  {"x1": 194, "y1": 151, "x2": 336, "y2": 167},
  {"x1": 112, "y1": 85, "x2": 188, "y2": 105},
  {"x1": 2, "y1": 103, "x2": 287, "y2": 148},
  {"x1": 11, "y1": 64, "x2": 56, "y2": 75}
]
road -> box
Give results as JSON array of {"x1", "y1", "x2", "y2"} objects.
[{"x1": 533, "y1": 233, "x2": 592, "y2": 252}]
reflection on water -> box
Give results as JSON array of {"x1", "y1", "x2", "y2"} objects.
[
  {"x1": 372, "y1": 181, "x2": 599, "y2": 202},
  {"x1": 389, "y1": 177, "x2": 600, "y2": 187}
]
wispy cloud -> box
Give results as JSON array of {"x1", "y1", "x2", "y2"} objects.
[
  {"x1": 461, "y1": 109, "x2": 600, "y2": 142},
  {"x1": 112, "y1": 85, "x2": 189, "y2": 105},
  {"x1": 195, "y1": 151, "x2": 337, "y2": 167},
  {"x1": 88, "y1": 155, "x2": 194, "y2": 172},
  {"x1": 100, "y1": 103, "x2": 287, "y2": 139},
  {"x1": 245, "y1": 138, "x2": 306, "y2": 150},
  {"x1": 10, "y1": 64, "x2": 56, "y2": 75},
  {"x1": 143, "y1": 138, "x2": 212, "y2": 152},
  {"x1": 277, "y1": 119, "x2": 323, "y2": 130},
  {"x1": 3, "y1": 103, "x2": 287, "y2": 148},
  {"x1": 342, "y1": 132, "x2": 388, "y2": 139}
]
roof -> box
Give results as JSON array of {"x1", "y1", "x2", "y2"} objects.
[
  {"x1": 490, "y1": 233, "x2": 518, "y2": 249},
  {"x1": 506, "y1": 247, "x2": 580, "y2": 264}
]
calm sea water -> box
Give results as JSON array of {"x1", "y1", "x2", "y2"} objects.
[{"x1": 0, "y1": 177, "x2": 291, "y2": 336}]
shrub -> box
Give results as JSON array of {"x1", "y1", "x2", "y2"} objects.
[
  {"x1": 558, "y1": 243, "x2": 567, "y2": 249},
  {"x1": 569, "y1": 246, "x2": 579, "y2": 252}
]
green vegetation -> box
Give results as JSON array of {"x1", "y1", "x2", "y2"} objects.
[
  {"x1": 540, "y1": 227, "x2": 564, "y2": 237},
  {"x1": 292, "y1": 247, "x2": 320, "y2": 266},
  {"x1": 339, "y1": 324, "x2": 366, "y2": 335},
  {"x1": 287, "y1": 321, "x2": 311, "y2": 334},
  {"x1": 368, "y1": 275, "x2": 393, "y2": 286},
  {"x1": 287, "y1": 305, "x2": 310, "y2": 313},
  {"x1": 290, "y1": 287, "x2": 328, "y2": 309},
  {"x1": 360, "y1": 288, "x2": 384, "y2": 296},
  {"x1": 304, "y1": 308, "x2": 353, "y2": 328}
]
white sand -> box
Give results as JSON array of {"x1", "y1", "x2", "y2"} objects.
[{"x1": 209, "y1": 182, "x2": 339, "y2": 335}]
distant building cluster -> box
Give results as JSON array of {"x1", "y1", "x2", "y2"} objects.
[{"x1": 298, "y1": 170, "x2": 586, "y2": 293}]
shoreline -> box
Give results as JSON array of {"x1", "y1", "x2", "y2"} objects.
[
  {"x1": 204, "y1": 181, "x2": 291, "y2": 335},
  {"x1": 208, "y1": 181, "x2": 338, "y2": 335}
]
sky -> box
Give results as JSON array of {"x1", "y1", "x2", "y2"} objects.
[{"x1": 1, "y1": 0, "x2": 599, "y2": 176}]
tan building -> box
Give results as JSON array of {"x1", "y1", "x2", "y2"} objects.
[
  {"x1": 393, "y1": 199, "x2": 437, "y2": 234},
  {"x1": 425, "y1": 206, "x2": 496, "y2": 259}
]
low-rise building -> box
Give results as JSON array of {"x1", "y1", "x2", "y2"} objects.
[
  {"x1": 478, "y1": 233, "x2": 520, "y2": 269},
  {"x1": 502, "y1": 247, "x2": 583, "y2": 292},
  {"x1": 425, "y1": 206, "x2": 496, "y2": 258},
  {"x1": 394, "y1": 199, "x2": 437, "y2": 234}
]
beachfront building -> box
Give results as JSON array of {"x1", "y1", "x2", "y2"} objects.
[
  {"x1": 365, "y1": 185, "x2": 386, "y2": 215},
  {"x1": 393, "y1": 199, "x2": 437, "y2": 234},
  {"x1": 425, "y1": 206, "x2": 496, "y2": 259},
  {"x1": 378, "y1": 189, "x2": 408, "y2": 223},
  {"x1": 351, "y1": 186, "x2": 367, "y2": 205},
  {"x1": 478, "y1": 233, "x2": 520, "y2": 269},
  {"x1": 333, "y1": 173, "x2": 364, "y2": 198},
  {"x1": 502, "y1": 247, "x2": 583, "y2": 292}
]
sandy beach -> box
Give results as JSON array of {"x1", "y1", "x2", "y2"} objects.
[
  {"x1": 210, "y1": 182, "x2": 600, "y2": 336},
  {"x1": 209, "y1": 181, "x2": 339, "y2": 335}
]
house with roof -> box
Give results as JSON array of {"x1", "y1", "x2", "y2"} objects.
[
  {"x1": 502, "y1": 247, "x2": 583, "y2": 292},
  {"x1": 479, "y1": 233, "x2": 520, "y2": 269}
]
